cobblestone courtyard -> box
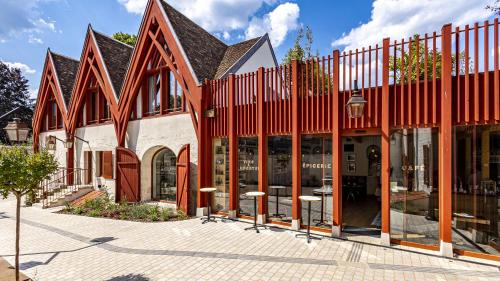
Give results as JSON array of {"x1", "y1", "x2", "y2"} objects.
[{"x1": 0, "y1": 197, "x2": 498, "y2": 281}]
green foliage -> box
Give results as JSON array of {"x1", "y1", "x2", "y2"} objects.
[
  {"x1": 62, "y1": 193, "x2": 187, "y2": 222},
  {"x1": 112, "y1": 32, "x2": 137, "y2": 47},
  {"x1": 0, "y1": 61, "x2": 34, "y2": 144},
  {"x1": 0, "y1": 146, "x2": 58, "y2": 198},
  {"x1": 282, "y1": 26, "x2": 314, "y2": 64},
  {"x1": 389, "y1": 34, "x2": 469, "y2": 83}
]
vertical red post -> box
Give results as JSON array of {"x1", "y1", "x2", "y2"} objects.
[
  {"x1": 197, "y1": 81, "x2": 209, "y2": 215},
  {"x1": 439, "y1": 24, "x2": 453, "y2": 257},
  {"x1": 291, "y1": 60, "x2": 301, "y2": 229},
  {"x1": 331, "y1": 50, "x2": 342, "y2": 237},
  {"x1": 381, "y1": 38, "x2": 391, "y2": 246},
  {"x1": 228, "y1": 75, "x2": 238, "y2": 217},
  {"x1": 66, "y1": 136, "x2": 74, "y2": 186},
  {"x1": 257, "y1": 68, "x2": 267, "y2": 222}
]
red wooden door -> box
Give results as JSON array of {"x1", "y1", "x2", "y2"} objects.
[
  {"x1": 116, "y1": 147, "x2": 140, "y2": 202},
  {"x1": 176, "y1": 144, "x2": 190, "y2": 214}
]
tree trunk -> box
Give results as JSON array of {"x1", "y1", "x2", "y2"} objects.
[{"x1": 15, "y1": 193, "x2": 21, "y2": 281}]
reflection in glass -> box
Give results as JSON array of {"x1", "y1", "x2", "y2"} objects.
[
  {"x1": 238, "y1": 138, "x2": 258, "y2": 216},
  {"x1": 268, "y1": 136, "x2": 292, "y2": 223},
  {"x1": 452, "y1": 125, "x2": 500, "y2": 256},
  {"x1": 213, "y1": 138, "x2": 230, "y2": 213},
  {"x1": 153, "y1": 148, "x2": 177, "y2": 201},
  {"x1": 301, "y1": 135, "x2": 332, "y2": 228},
  {"x1": 389, "y1": 128, "x2": 439, "y2": 245}
]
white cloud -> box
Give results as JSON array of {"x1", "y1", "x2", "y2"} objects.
[
  {"x1": 118, "y1": 0, "x2": 283, "y2": 36},
  {"x1": 245, "y1": 2, "x2": 300, "y2": 47},
  {"x1": 2, "y1": 61, "x2": 36, "y2": 75},
  {"x1": 28, "y1": 35, "x2": 43, "y2": 44},
  {"x1": 0, "y1": 0, "x2": 58, "y2": 42},
  {"x1": 29, "y1": 88, "x2": 39, "y2": 99},
  {"x1": 118, "y1": 0, "x2": 147, "y2": 15},
  {"x1": 332, "y1": 0, "x2": 494, "y2": 51},
  {"x1": 222, "y1": 31, "x2": 231, "y2": 40}
]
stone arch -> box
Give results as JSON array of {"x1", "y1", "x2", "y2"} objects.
[{"x1": 140, "y1": 145, "x2": 177, "y2": 201}]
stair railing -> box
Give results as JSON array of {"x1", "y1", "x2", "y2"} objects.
[{"x1": 38, "y1": 167, "x2": 89, "y2": 208}]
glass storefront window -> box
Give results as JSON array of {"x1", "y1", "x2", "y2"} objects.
[
  {"x1": 301, "y1": 135, "x2": 332, "y2": 228},
  {"x1": 239, "y1": 137, "x2": 258, "y2": 216},
  {"x1": 153, "y1": 148, "x2": 177, "y2": 201},
  {"x1": 268, "y1": 136, "x2": 293, "y2": 223},
  {"x1": 452, "y1": 125, "x2": 500, "y2": 256},
  {"x1": 389, "y1": 128, "x2": 439, "y2": 245},
  {"x1": 213, "y1": 138, "x2": 229, "y2": 213}
]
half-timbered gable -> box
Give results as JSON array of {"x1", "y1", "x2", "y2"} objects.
[{"x1": 33, "y1": 50, "x2": 78, "y2": 151}]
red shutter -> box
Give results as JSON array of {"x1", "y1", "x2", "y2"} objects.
[
  {"x1": 176, "y1": 144, "x2": 190, "y2": 214},
  {"x1": 102, "y1": 151, "x2": 113, "y2": 179}
]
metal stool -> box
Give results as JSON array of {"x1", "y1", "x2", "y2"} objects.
[
  {"x1": 200, "y1": 187, "x2": 217, "y2": 224},
  {"x1": 296, "y1": 195, "x2": 322, "y2": 243},
  {"x1": 243, "y1": 191, "x2": 267, "y2": 233}
]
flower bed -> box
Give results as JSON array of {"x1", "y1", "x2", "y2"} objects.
[{"x1": 60, "y1": 194, "x2": 188, "y2": 222}]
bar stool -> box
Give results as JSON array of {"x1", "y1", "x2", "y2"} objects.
[
  {"x1": 243, "y1": 191, "x2": 267, "y2": 233},
  {"x1": 268, "y1": 185, "x2": 287, "y2": 218},
  {"x1": 296, "y1": 195, "x2": 322, "y2": 243},
  {"x1": 200, "y1": 187, "x2": 217, "y2": 224},
  {"x1": 312, "y1": 185, "x2": 332, "y2": 226}
]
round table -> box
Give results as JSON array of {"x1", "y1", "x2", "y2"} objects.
[
  {"x1": 200, "y1": 187, "x2": 217, "y2": 224},
  {"x1": 268, "y1": 186, "x2": 287, "y2": 218},
  {"x1": 244, "y1": 191, "x2": 266, "y2": 233},
  {"x1": 296, "y1": 196, "x2": 322, "y2": 243},
  {"x1": 312, "y1": 185, "x2": 332, "y2": 226}
]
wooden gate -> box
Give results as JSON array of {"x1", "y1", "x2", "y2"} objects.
[
  {"x1": 176, "y1": 144, "x2": 190, "y2": 214},
  {"x1": 116, "y1": 147, "x2": 140, "y2": 202}
]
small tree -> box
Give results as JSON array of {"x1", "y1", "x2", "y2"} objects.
[
  {"x1": 0, "y1": 146, "x2": 58, "y2": 281},
  {"x1": 112, "y1": 32, "x2": 137, "y2": 47}
]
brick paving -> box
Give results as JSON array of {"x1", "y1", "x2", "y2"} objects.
[{"x1": 0, "y1": 198, "x2": 498, "y2": 281}]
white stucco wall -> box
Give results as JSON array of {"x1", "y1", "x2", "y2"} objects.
[
  {"x1": 125, "y1": 113, "x2": 198, "y2": 209},
  {"x1": 235, "y1": 41, "x2": 277, "y2": 74},
  {"x1": 39, "y1": 130, "x2": 67, "y2": 168},
  {"x1": 75, "y1": 123, "x2": 118, "y2": 197}
]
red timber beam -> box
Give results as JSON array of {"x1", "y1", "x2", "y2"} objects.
[
  {"x1": 291, "y1": 60, "x2": 301, "y2": 229},
  {"x1": 196, "y1": 80, "x2": 212, "y2": 214},
  {"x1": 257, "y1": 67, "x2": 267, "y2": 222},
  {"x1": 32, "y1": 52, "x2": 70, "y2": 152},
  {"x1": 439, "y1": 24, "x2": 453, "y2": 257},
  {"x1": 331, "y1": 50, "x2": 342, "y2": 237},
  {"x1": 67, "y1": 27, "x2": 120, "y2": 140},
  {"x1": 228, "y1": 75, "x2": 238, "y2": 217},
  {"x1": 117, "y1": 0, "x2": 201, "y2": 147},
  {"x1": 380, "y1": 38, "x2": 391, "y2": 245}
]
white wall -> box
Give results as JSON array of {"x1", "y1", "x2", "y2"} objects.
[
  {"x1": 39, "y1": 130, "x2": 67, "y2": 168},
  {"x1": 75, "y1": 123, "x2": 118, "y2": 197},
  {"x1": 125, "y1": 113, "x2": 198, "y2": 209},
  {"x1": 235, "y1": 40, "x2": 276, "y2": 74}
]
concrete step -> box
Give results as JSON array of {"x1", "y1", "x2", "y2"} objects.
[{"x1": 45, "y1": 186, "x2": 95, "y2": 208}]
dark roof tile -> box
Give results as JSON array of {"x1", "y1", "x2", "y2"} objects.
[
  {"x1": 160, "y1": 0, "x2": 228, "y2": 82},
  {"x1": 50, "y1": 51, "x2": 79, "y2": 107},
  {"x1": 214, "y1": 37, "x2": 262, "y2": 79},
  {"x1": 92, "y1": 30, "x2": 134, "y2": 98}
]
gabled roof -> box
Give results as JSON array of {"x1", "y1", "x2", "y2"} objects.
[
  {"x1": 92, "y1": 30, "x2": 134, "y2": 99},
  {"x1": 159, "y1": 0, "x2": 272, "y2": 83},
  {"x1": 214, "y1": 37, "x2": 262, "y2": 79},
  {"x1": 49, "y1": 51, "x2": 79, "y2": 106}
]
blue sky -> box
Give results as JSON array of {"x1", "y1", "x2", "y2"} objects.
[{"x1": 0, "y1": 0, "x2": 495, "y2": 99}]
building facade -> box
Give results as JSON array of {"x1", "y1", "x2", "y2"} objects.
[{"x1": 33, "y1": 0, "x2": 499, "y2": 262}]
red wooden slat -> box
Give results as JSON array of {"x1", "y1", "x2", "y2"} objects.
[
  {"x1": 474, "y1": 22, "x2": 479, "y2": 122},
  {"x1": 416, "y1": 36, "x2": 420, "y2": 125},
  {"x1": 408, "y1": 37, "x2": 413, "y2": 126},
  {"x1": 401, "y1": 38, "x2": 406, "y2": 126},
  {"x1": 465, "y1": 25, "x2": 470, "y2": 123},
  {"x1": 432, "y1": 32, "x2": 437, "y2": 124},
  {"x1": 484, "y1": 20, "x2": 490, "y2": 122},
  {"x1": 495, "y1": 18, "x2": 500, "y2": 121},
  {"x1": 455, "y1": 27, "x2": 461, "y2": 123}
]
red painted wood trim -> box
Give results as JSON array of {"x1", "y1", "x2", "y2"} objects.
[
  {"x1": 332, "y1": 50, "x2": 342, "y2": 229},
  {"x1": 291, "y1": 60, "x2": 301, "y2": 220},
  {"x1": 228, "y1": 75, "x2": 238, "y2": 213},
  {"x1": 439, "y1": 24, "x2": 453, "y2": 243},
  {"x1": 257, "y1": 67, "x2": 267, "y2": 215},
  {"x1": 381, "y1": 38, "x2": 391, "y2": 235}
]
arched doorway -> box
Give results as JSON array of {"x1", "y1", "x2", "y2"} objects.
[{"x1": 152, "y1": 147, "x2": 177, "y2": 201}]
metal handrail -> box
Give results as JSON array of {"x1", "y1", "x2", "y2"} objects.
[{"x1": 38, "y1": 167, "x2": 90, "y2": 208}]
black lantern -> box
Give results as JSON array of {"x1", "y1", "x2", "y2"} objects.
[
  {"x1": 346, "y1": 80, "x2": 367, "y2": 118},
  {"x1": 3, "y1": 118, "x2": 30, "y2": 143}
]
